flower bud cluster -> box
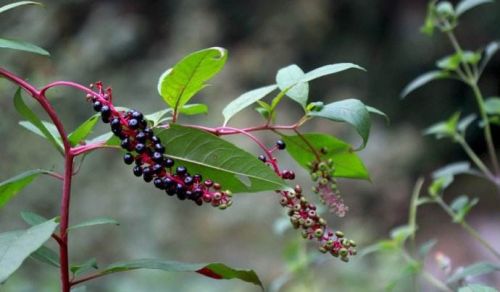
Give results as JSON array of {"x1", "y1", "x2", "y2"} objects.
[
  {"x1": 279, "y1": 185, "x2": 357, "y2": 261},
  {"x1": 87, "y1": 82, "x2": 232, "y2": 209}
]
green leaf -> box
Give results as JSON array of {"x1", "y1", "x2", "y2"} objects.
[
  {"x1": 418, "y1": 239, "x2": 437, "y2": 259},
  {"x1": 366, "y1": 105, "x2": 390, "y2": 124},
  {"x1": 456, "y1": 0, "x2": 494, "y2": 16},
  {"x1": 432, "y1": 161, "x2": 472, "y2": 179},
  {"x1": 71, "y1": 286, "x2": 87, "y2": 292},
  {"x1": 421, "y1": 0, "x2": 438, "y2": 36},
  {"x1": 276, "y1": 64, "x2": 309, "y2": 108},
  {"x1": 437, "y1": 51, "x2": 481, "y2": 70},
  {"x1": 30, "y1": 246, "x2": 60, "y2": 268},
  {"x1": 68, "y1": 217, "x2": 119, "y2": 231},
  {"x1": 71, "y1": 258, "x2": 98, "y2": 277},
  {"x1": 457, "y1": 114, "x2": 477, "y2": 133},
  {"x1": 447, "y1": 262, "x2": 500, "y2": 284},
  {"x1": 281, "y1": 133, "x2": 369, "y2": 180},
  {"x1": 359, "y1": 240, "x2": 398, "y2": 257},
  {"x1": 428, "y1": 176, "x2": 454, "y2": 197},
  {"x1": 68, "y1": 114, "x2": 100, "y2": 146},
  {"x1": 0, "y1": 38, "x2": 49, "y2": 56},
  {"x1": 20, "y1": 211, "x2": 48, "y2": 226},
  {"x1": 390, "y1": 225, "x2": 416, "y2": 245},
  {"x1": 485, "y1": 97, "x2": 500, "y2": 115},
  {"x1": 155, "y1": 124, "x2": 286, "y2": 193},
  {"x1": 479, "y1": 41, "x2": 499, "y2": 74},
  {"x1": 180, "y1": 103, "x2": 208, "y2": 115},
  {"x1": 424, "y1": 112, "x2": 460, "y2": 139},
  {"x1": 307, "y1": 99, "x2": 371, "y2": 150},
  {"x1": 145, "y1": 109, "x2": 172, "y2": 127},
  {"x1": 0, "y1": 170, "x2": 45, "y2": 209},
  {"x1": 401, "y1": 70, "x2": 450, "y2": 98},
  {"x1": 18, "y1": 120, "x2": 64, "y2": 150},
  {"x1": 459, "y1": 284, "x2": 498, "y2": 292},
  {"x1": 301, "y1": 63, "x2": 365, "y2": 82},
  {"x1": 0, "y1": 1, "x2": 42, "y2": 14},
  {"x1": 158, "y1": 47, "x2": 227, "y2": 112},
  {"x1": 0, "y1": 219, "x2": 59, "y2": 283},
  {"x1": 14, "y1": 89, "x2": 63, "y2": 154},
  {"x1": 450, "y1": 195, "x2": 478, "y2": 222},
  {"x1": 222, "y1": 84, "x2": 277, "y2": 125},
  {"x1": 101, "y1": 259, "x2": 263, "y2": 289},
  {"x1": 436, "y1": 1, "x2": 455, "y2": 17}
]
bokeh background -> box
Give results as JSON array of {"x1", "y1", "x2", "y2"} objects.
[{"x1": 1, "y1": 0, "x2": 499, "y2": 291}]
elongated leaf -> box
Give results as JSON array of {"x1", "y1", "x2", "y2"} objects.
[
  {"x1": 158, "y1": 47, "x2": 227, "y2": 111},
  {"x1": 71, "y1": 258, "x2": 98, "y2": 277},
  {"x1": 155, "y1": 124, "x2": 286, "y2": 193},
  {"x1": 68, "y1": 114, "x2": 100, "y2": 146},
  {"x1": 458, "y1": 284, "x2": 498, "y2": 292},
  {"x1": 401, "y1": 70, "x2": 449, "y2": 98},
  {"x1": 0, "y1": 170, "x2": 45, "y2": 208},
  {"x1": 19, "y1": 120, "x2": 64, "y2": 150},
  {"x1": 276, "y1": 64, "x2": 309, "y2": 108},
  {"x1": 301, "y1": 63, "x2": 365, "y2": 82},
  {"x1": 456, "y1": 0, "x2": 494, "y2": 16},
  {"x1": 447, "y1": 262, "x2": 500, "y2": 283},
  {"x1": 30, "y1": 246, "x2": 59, "y2": 268},
  {"x1": 424, "y1": 112, "x2": 461, "y2": 139},
  {"x1": 0, "y1": 1, "x2": 41, "y2": 14},
  {"x1": 281, "y1": 133, "x2": 369, "y2": 180},
  {"x1": 450, "y1": 195, "x2": 478, "y2": 222},
  {"x1": 485, "y1": 97, "x2": 500, "y2": 115},
  {"x1": 14, "y1": 89, "x2": 63, "y2": 154},
  {"x1": 418, "y1": 239, "x2": 437, "y2": 259},
  {"x1": 20, "y1": 211, "x2": 48, "y2": 226},
  {"x1": 479, "y1": 41, "x2": 499, "y2": 74},
  {"x1": 307, "y1": 99, "x2": 371, "y2": 150},
  {"x1": 432, "y1": 162, "x2": 472, "y2": 179},
  {"x1": 222, "y1": 84, "x2": 277, "y2": 125},
  {"x1": 366, "y1": 105, "x2": 389, "y2": 124},
  {"x1": 390, "y1": 225, "x2": 416, "y2": 244},
  {"x1": 0, "y1": 219, "x2": 59, "y2": 282},
  {"x1": 0, "y1": 38, "x2": 49, "y2": 56},
  {"x1": 180, "y1": 103, "x2": 208, "y2": 115},
  {"x1": 102, "y1": 259, "x2": 263, "y2": 289},
  {"x1": 68, "y1": 217, "x2": 119, "y2": 231}
]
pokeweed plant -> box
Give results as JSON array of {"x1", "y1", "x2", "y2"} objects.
[
  {"x1": 0, "y1": 43, "x2": 384, "y2": 290},
  {"x1": 365, "y1": 0, "x2": 500, "y2": 291}
]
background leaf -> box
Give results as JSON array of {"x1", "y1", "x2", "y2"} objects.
[
  {"x1": 0, "y1": 170, "x2": 45, "y2": 209},
  {"x1": 68, "y1": 217, "x2": 119, "y2": 231},
  {"x1": 158, "y1": 47, "x2": 227, "y2": 111},
  {"x1": 281, "y1": 133, "x2": 369, "y2": 180},
  {"x1": 222, "y1": 84, "x2": 277, "y2": 125},
  {"x1": 0, "y1": 38, "x2": 49, "y2": 56},
  {"x1": 0, "y1": 219, "x2": 59, "y2": 283},
  {"x1": 401, "y1": 70, "x2": 449, "y2": 98},
  {"x1": 301, "y1": 63, "x2": 365, "y2": 82},
  {"x1": 456, "y1": 0, "x2": 494, "y2": 16},
  {"x1": 458, "y1": 284, "x2": 498, "y2": 292},
  {"x1": 276, "y1": 64, "x2": 309, "y2": 108},
  {"x1": 447, "y1": 262, "x2": 500, "y2": 284},
  {"x1": 484, "y1": 97, "x2": 500, "y2": 115},
  {"x1": 479, "y1": 41, "x2": 499, "y2": 74},
  {"x1": 68, "y1": 114, "x2": 100, "y2": 146},
  {"x1": 155, "y1": 124, "x2": 286, "y2": 193},
  {"x1": 307, "y1": 99, "x2": 371, "y2": 150},
  {"x1": 30, "y1": 246, "x2": 60, "y2": 268},
  {"x1": 20, "y1": 211, "x2": 48, "y2": 226},
  {"x1": 18, "y1": 120, "x2": 64, "y2": 150}
]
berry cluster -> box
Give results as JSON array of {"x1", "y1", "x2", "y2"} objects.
[
  {"x1": 258, "y1": 140, "x2": 295, "y2": 180},
  {"x1": 308, "y1": 155, "x2": 348, "y2": 217},
  {"x1": 279, "y1": 185, "x2": 356, "y2": 261},
  {"x1": 87, "y1": 82, "x2": 232, "y2": 209}
]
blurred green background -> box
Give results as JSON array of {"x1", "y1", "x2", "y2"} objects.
[{"x1": 1, "y1": 0, "x2": 499, "y2": 291}]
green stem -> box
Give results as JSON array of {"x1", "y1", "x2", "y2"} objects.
[
  {"x1": 434, "y1": 197, "x2": 500, "y2": 260},
  {"x1": 401, "y1": 250, "x2": 452, "y2": 292},
  {"x1": 455, "y1": 135, "x2": 495, "y2": 180}
]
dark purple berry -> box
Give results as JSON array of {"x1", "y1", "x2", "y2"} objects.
[
  {"x1": 193, "y1": 174, "x2": 202, "y2": 182},
  {"x1": 152, "y1": 163, "x2": 163, "y2": 174},
  {"x1": 163, "y1": 177, "x2": 174, "y2": 189},
  {"x1": 142, "y1": 167, "x2": 153, "y2": 182},
  {"x1": 128, "y1": 118, "x2": 139, "y2": 129},
  {"x1": 131, "y1": 111, "x2": 143, "y2": 120},
  {"x1": 143, "y1": 128, "x2": 153, "y2": 138},
  {"x1": 133, "y1": 166, "x2": 142, "y2": 177},
  {"x1": 153, "y1": 178, "x2": 164, "y2": 189},
  {"x1": 166, "y1": 187, "x2": 176, "y2": 196},
  {"x1": 135, "y1": 131, "x2": 146, "y2": 143},
  {"x1": 123, "y1": 153, "x2": 134, "y2": 165},
  {"x1": 165, "y1": 158, "x2": 174, "y2": 168},
  {"x1": 154, "y1": 143, "x2": 165, "y2": 153},
  {"x1": 93, "y1": 101, "x2": 102, "y2": 112},
  {"x1": 184, "y1": 176, "x2": 193, "y2": 186},
  {"x1": 192, "y1": 188, "x2": 203, "y2": 200},
  {"x1": 110, "y1": 118, "x2": 121, "y2": 130},
  {"x1": 176, "y1": 166, "x2": 187, "y2": 176},
  {"x1": 100, "y1": 106, "x2": 111, "y2": 123},
  {"x1": 151, "y1": 136, "x2": 161, "y2": 143},
  {"x1": 176, "y1": 184, "x2": 186, "y2": 199},
  {"x1": 135, "y1": 156, "x2": 143, "y2": 166},
  {"x1": 135, "y1": 143, "x2": 146, "y2": 153},
  {"x1": 152, "y1": 152, "x2": 163, "y2": 163},
  {"x1": 276, "y1": 140, "x2": 286, "y2": 150},
  {"x1": 258, "y1": 155, "x2": 266, "y2": 162},
  {"x1": 121, "y1": 138, "x2": 131, "y2": 150}
]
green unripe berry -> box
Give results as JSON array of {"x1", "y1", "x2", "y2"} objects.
[
  {"x1": 318, "y1": 246, "x2": 328, "y2": 253},
  {"x1": 314, "y1": 228, "x2": 324, "y2": 238},
  {"x1": 335, "y1": 231, "x2": 344, "y2": 238},
  {"x1": 349, "y1": 240, "x2": 357, "y2": 247},
  {"x1": 341, "y1": 256, "x2": 349, "y2": 263},
  {"x1": 339, "y1": 248, "x2": 349, "y2": 257}
]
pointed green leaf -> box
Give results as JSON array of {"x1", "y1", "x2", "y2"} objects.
[
  {"x1": 145, "y1": 109, "x2": 172, "y2": 127},
  {"x1": 0, "y1": 219, "x2": 59, "y2": 282},
  {"x1": 450, "y1": 195, "x2": 478, "y2": 222},
  {"x1": 71, "y1": 258, "x2": 98, "y2": 277},
  {"x1": 30, "y1": 246, "x2": 59, "y2": 268},
  {"x1": 390, "y1": 225, "x2": 416, "y2": 245},
  {"x1": 301, "y1": 63, "x2": 365, "y2": 82},
  {"x1": 0, "y1": 170, "x2": 45, "y2": 208},
  {"x1": 68, "y1": 114, "x2": 100, "y2": 146},
  {"x1": 424, "y1": 112, "x2": 461, "y2": 139},
  {"x1": 447, "y1": 262, "x2": 500, "y2": 284},
  {"x1": 276, "y1": 64, "x2": 309, "y2": 108},
  {"x1": 281, "y1": 133, "x2": 369, "y2": 180},
  {"x1": 0, "y1": 38, "x2": 49, "y2": 56},
  {"x1": 222, "y1": 84, "x2": 277, "y2": 125},
  {"x1": 485, "y1": 97, "x2": 500, "y2": 115},
  {"x1": 459, "y1": 284, "x2": 498, "y2": 292},
  {"x1": 155, "y1": 124, "x2": 286, "y2": 193},
  {"x1": 14, "y1": 89, "x2": 63, "y2": 154},
  {"x1": 401, "y1": 70, "x2": 450, "y2": 98},
  {"x1": 18, "y1": 120, "x2": 64, "y2": 150},
  {"x1": 366, "y1": 105, "x2": 390, "y2": 124},
  {"x1": 180, "y1": 103, "x2": 208, "y2": 115},
  {"x1": 158, "y1": 47, "x2": 227, "y2": 112},
  {"x1": 307, "y1": 99, "x2": 371, "y2": 150},
  {"x1": 432, "y1": 162, "x2": 472, "y2": 179},
  {"x1": 0, "y1": 1, "x2": 42, "y2": 14},
  {"x1": 418, "y1": 239, "x2": 437, "y2": 259},
  {"x1": 456, "y1": 0, "x2": 494, "y2": 16},
  {"x1": 102, "y1": 259, "x2": 263, "y2": 289},
  {"x1": 479, "y1": 41, "x2": 499, "y2": 74},
  {"x1": 68, "y1": 217, "x2": 119, "y2": 231},
  {"x1": 20, "y1": 211, "x2": 48, "y2": 226},
  {"x1": 421, "y1": 0, "x2": 438, "y2": 36},
  {"x1": 458, "y1": 114, "x2": 477, "y2": 133}
]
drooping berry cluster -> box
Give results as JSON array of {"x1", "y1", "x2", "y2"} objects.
[
  {"x1": 279, "y1": 185, "x2": 357, "y2": 261},
  {"x1": 87, "y1": 82, "x2": 232, "y2": 209},
  {"x1": 308, "y1": 155, "x2": 348, "y2": 217}
]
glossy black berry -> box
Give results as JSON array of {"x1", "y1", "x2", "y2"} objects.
[
  {"x1": 93, "y1": 101, "x2": 102, "y2": 112},
  {"x1": 154, "y1": 143, "x2": 165, "y2": 153},
  {"x1": 153, "y1": 178, "x2": 164, "y2": 189},
  {"x1": 165, "y1": 158, "x2": 175, "y2": 168},
  {"x1": 143, "y1": 128, "x2": 153, "y2": 138},
  {"x1": 184, "y1": 176, "x2": 193, "y2": 186},
  {"x1": 258, "y1": 154, "x2": 266, "y2": 162},
  {"x1": 135, "y1": 143, "x2": 146, "y2": 154},
  {"x1": 176, "y1": 184, "x2": 186, "y2": 199},
  {"x1": 133, "y1": 166, "x2": 142, "y2": 176},
  {"x1": 121, "y1": 138, "x2": 131, "y2": 150},
  {"x1": 152, "y1": 152, "x2": 163, "y2": 163},
  {"x1": 176, "y1": 166, "x2": 187, "y2": 176},
  {"x1": 152, "y1": 163, "x2": 163, "y2": 174},
  {"x1": 142, "y1": 167, "x2": 153, "y2": 182},
  {"x1": 163, "y1": 177, "x2": 175, "y2": 189},
  {"x1": 100, "y1": 105, "x2": 111, "y2": 123},
  {"x1": 123, "y1": 153, "x2": 134, "y2": 165},
  {"x1": 166, "y1": 187, "x2": 176, "y2": 196},
  {"x1": 276, "y1": 140, "x2": 286, "y2": 150},
  {"x1": 135, "y1": 131, "x2": 146, "y2": 143},
  {"x1": 192, "y1": 188, "x2": 203, "y2": 200},
  {"x1": 128, "y1": 118, "x2": 139, "y2": 129},
  {"x1": 110, "y1": 118, "x2": 121, "y2": 130},
  {"x1": 151, "y1": 136, "x2": 161, "y2": 143},
  {"x1": 131, "y1": 111, "x2": 143, "y2": 120}
]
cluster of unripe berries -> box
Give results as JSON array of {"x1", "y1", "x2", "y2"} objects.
[
  {"x1": 308, "y1": 150, "x2": 348, "y2": 217},
  {"x1": 279, "y1": 185, "x2": 356, "y2": 261},
  {"x1": 257, "y1": 140, "x2": 295, "y2": 180},
  {"x1": 87, "y1": 82, "x2": 232, "y2": 209}
]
